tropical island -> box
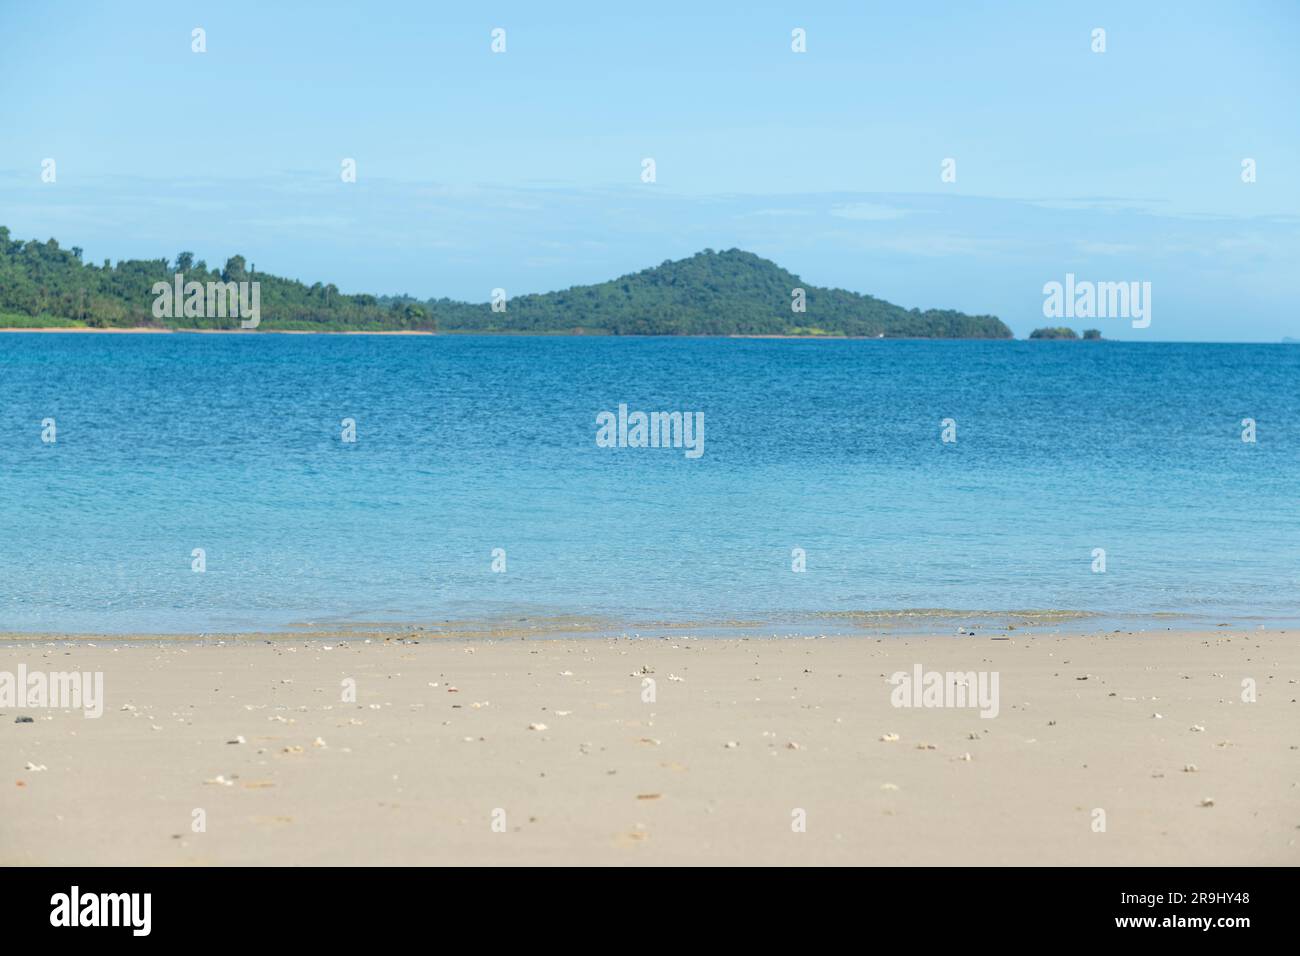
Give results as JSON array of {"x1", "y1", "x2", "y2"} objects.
[
  {"x1": 1029, "y1": 327, "x2": 1102, "y2": 340},
  {"x1": 0, "y1": 226, "x2": 1012, "y2": 338}
]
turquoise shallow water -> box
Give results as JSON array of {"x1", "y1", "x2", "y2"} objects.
[{"x1": 1, "y1": 334, "x2": 1298, "y2": 634}]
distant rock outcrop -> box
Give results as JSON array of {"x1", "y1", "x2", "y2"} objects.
[{"x1": 1029, "y1": 326, "x2": 1080, "y2": 340}]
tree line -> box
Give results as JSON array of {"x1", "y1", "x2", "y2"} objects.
[{"x1": 0, "y1": 229, "x2": 1012, "y2": 337}]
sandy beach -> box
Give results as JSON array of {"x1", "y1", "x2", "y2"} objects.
[{"x1": 2, "y1": 629, "x2": 1296, "y2": 866}]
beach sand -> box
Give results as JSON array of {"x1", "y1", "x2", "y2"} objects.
[{"x1": 2, "y1": 630, "x2": 1296, "y2": 866}]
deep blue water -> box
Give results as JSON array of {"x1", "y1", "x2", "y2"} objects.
[{"x1": 1, "y1": 334, "x2": 1298, "y2": 634}]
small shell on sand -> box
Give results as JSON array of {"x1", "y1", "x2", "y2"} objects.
[
  {"x1": 528, "y1": 723, "x2": 548, "y2": 731},
  {"x1": 25, "y1": 762, "x2": 47, "y2": 772},
  {"x1": 880, "y1": 733, "x2": 900, "y2": 742}
]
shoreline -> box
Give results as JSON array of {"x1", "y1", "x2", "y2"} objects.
[
  {"x1": 3, "y1": 628, "x2": 1295, "y2": 865},
  {"x1": 0, "y1": 331, "x2": 1001, "y2": 341},
  {"x1": 2, "y1": 609, "x2": 1288, "y2": 644},
  {"x1": 0, "y1": 327, "x2": 437, "y2": 335},
  {"x1": 0, "y1": 329, "x2": 1018, "y2": 341},
  {"x1": 0, "y1": 327, "x2": 1289, "y2": 343}
]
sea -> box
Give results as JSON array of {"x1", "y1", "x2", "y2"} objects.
[{"x1": 2, "y1": 334, "x2": 1297, "y2": 635}]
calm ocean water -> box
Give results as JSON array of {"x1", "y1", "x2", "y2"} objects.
[{"x1": 1, "y1": 334, "x2": 1298, "y2": 634}]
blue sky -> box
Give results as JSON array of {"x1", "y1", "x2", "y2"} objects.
[{"x1": 1, "y1": 0, "x2": 1297, "y2": 339}]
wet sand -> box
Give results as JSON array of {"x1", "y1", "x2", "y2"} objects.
[{"x1": 2, "y1": 630, "x2": 1296, "y2": 865}]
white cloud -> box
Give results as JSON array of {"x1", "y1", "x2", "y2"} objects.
[{"x1": 829, "y1": 202, "x2": 910, "y2": 221}]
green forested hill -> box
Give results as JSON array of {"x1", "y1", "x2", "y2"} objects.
[
  {"x1": 476, "y1": 248, "x2": 1011, "y2": 337},
  {"x1": 0, "y1": 227, "x2": 446, "y2": 331},
  {"x1": 0, "y1": 227, "x2": 1012, "y2": 337}
]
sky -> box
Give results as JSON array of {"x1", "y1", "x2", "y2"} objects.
[{"x1": 1, "y1": 0, "x2": 1298, "y2": 340}]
